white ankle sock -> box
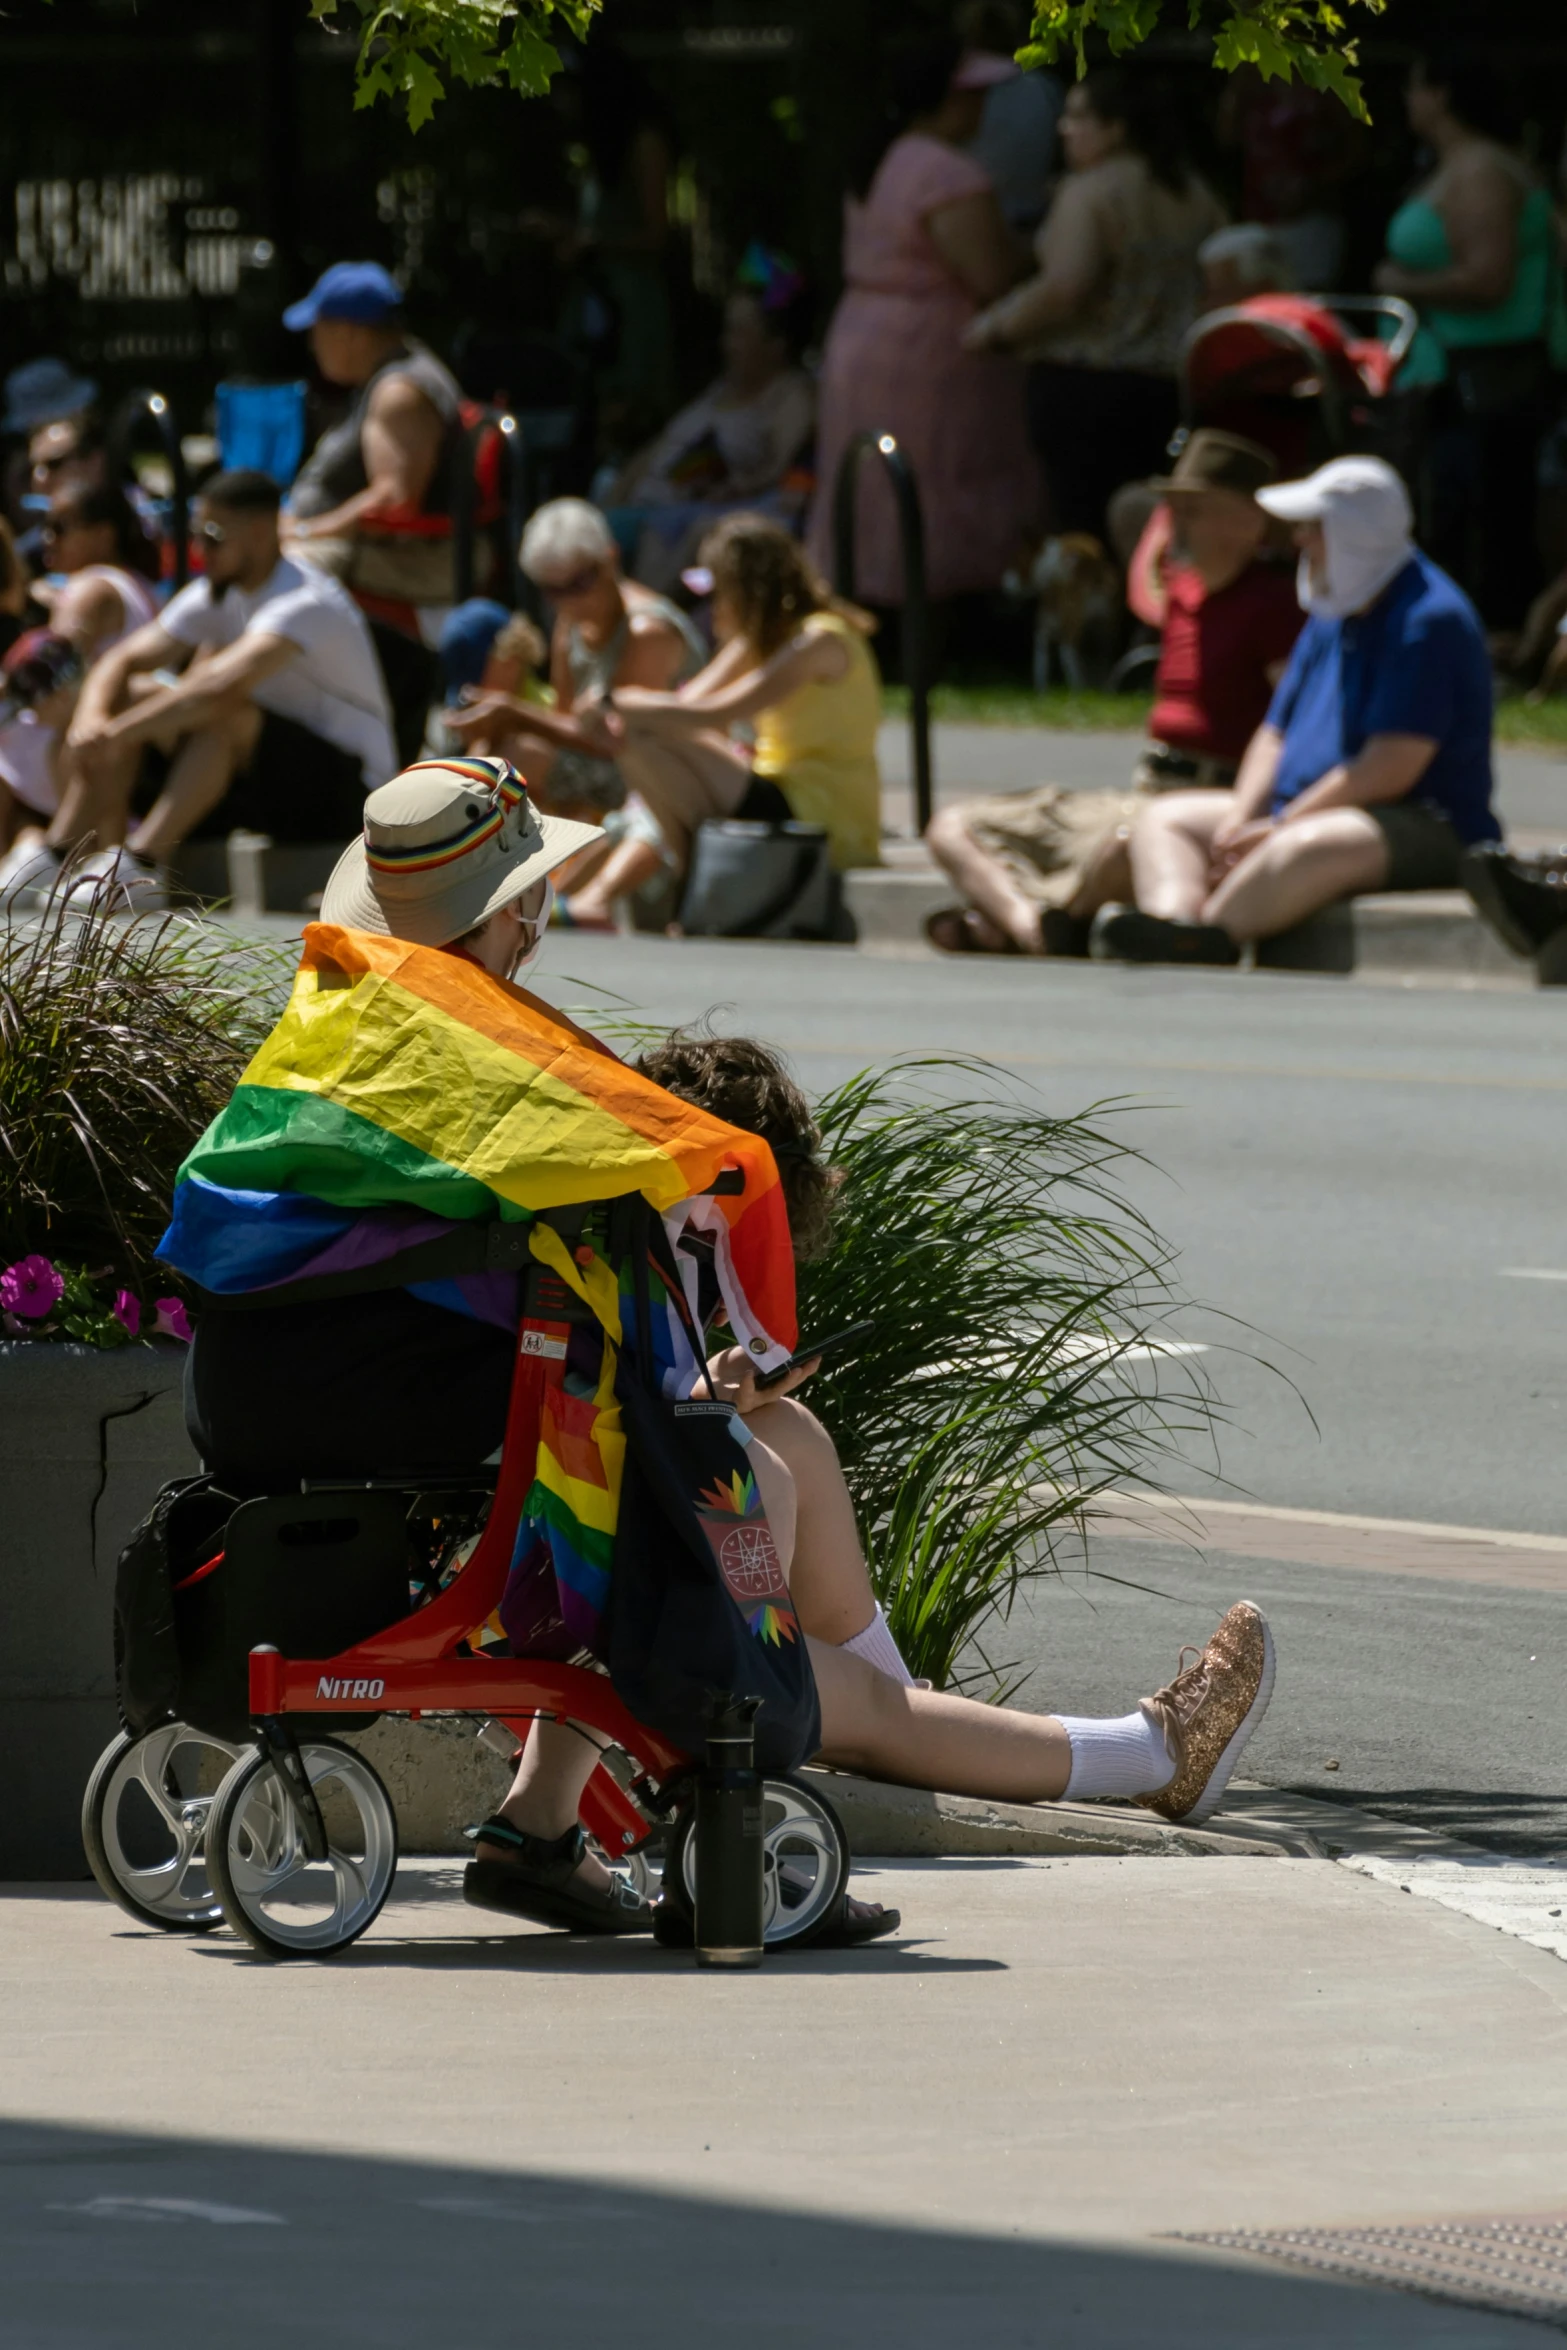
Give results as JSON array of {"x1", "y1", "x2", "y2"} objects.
[
  {"x1": 1058, "y1": 1706, "x2": 1175, "y2": 1800},
  {"x1": 840, "y1": 1604, "x2": 916, "y2": 1687}
]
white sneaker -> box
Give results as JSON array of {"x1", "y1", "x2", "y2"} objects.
[
  {"x1": 64, "y1": 846, "x2": 167, "y2": 912},
  {"x1": 0, "y1": 838, "x2": 63, "y2": 910}
]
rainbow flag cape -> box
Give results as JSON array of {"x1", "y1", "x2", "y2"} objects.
[{"x1": 159, "y1": 923, "x2": 798, "y2": 1654}]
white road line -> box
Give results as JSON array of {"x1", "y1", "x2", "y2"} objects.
[
  {"x1": 1500, "y1": 1267, "x2": 1567, "y2": 1282},
  {"x1": 47, "y1": 2196, "x2": 286, "y2": 2224},
  {"x1": 1110, "y1": 1492, "x2": 1567, "y2": 1557}
]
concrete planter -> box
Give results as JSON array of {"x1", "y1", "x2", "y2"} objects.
[{"x1": 0, "y1": 1339, "x2": 196, "y2": 1879}]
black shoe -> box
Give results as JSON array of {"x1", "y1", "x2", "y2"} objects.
[
  {"x1": 1460, "y1": 844, "x2": 1567, "y2": 958},
  {"x1": 1091, "y1": 905, "x2": 1241, "y2": 967},
  {"x1": 1039, "y1": 906, "x2": 1092, "y2": 957}
]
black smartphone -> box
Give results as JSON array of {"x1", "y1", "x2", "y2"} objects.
[{"x1": 754, "y1": 1320, "x2": 876, "y2": 1389}]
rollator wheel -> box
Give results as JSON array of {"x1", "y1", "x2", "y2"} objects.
[
  {"x1": 81, "y1": 1724, "x2": 243, "y2": 1934},
  {"x1": 663, "y1": 1774, "x2": 850, "y2": 1950},
  {"x1": 208, "y1": 1737, "x2": 398, "y2": 1960}
]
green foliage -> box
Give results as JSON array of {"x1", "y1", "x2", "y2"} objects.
[
  {"x1": 795, "y1": 1061, "x2": 1225, "y2": 1693},
  {"x1": 310, "y1": 0, "x2": 600, "y2": 131},
  {"x1": 0, "y1": 897, "x2": 294, "y2": 1290},
  {"x1": 1023, "y1": 0, "x2": 1386, "y2": 120}
]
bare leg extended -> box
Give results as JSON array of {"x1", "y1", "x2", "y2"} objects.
[
  {"x1": 811, "y1": 1639, "x2": 1072, "y2": 1799},
  {"x1": 1203, "y1": 808, "x2": 1388, "y2": 941},
  {"x1": 925, "y1": 803, "x2": 1044, "y2": 953}
]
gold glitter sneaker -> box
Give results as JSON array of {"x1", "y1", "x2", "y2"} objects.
[{"x1": 1136, "y1": 1601, "x2": 1275, "y2": 1824}]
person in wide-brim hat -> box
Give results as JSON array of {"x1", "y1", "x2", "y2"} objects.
[{"x1": 319, "y1": 752, "x2": 600, "y2": 958}]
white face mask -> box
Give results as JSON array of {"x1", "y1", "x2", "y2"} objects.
[
  {"x1": 1297, "y1": 514, "x2": 1413, "y2": 622},
  {"x1": 508, "y1": 879, "x2": 554, "y2": 979}
]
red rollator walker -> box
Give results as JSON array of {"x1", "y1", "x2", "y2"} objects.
[{"x1": 83, "y1": 1253, "x2": 852, "y2": 1960}]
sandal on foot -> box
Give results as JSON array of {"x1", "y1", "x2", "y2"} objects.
[
  {"x1": 650, "y1": 1891, "x2": 899, "y2": 1952},
  {"x1": 811, "y1": 1895, "x2": 902, "y2": 1948},
  {"x1": 463, "y1": 1818, "x2": 654, "y2": 1934}
]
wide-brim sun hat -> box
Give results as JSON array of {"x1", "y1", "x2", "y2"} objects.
[
  {"x1": 1148, "y1": 428, "x2": 1278, "y2": 500},
  {"x1": 320, "y1": 755, "x2": 601, "y2": 948}
]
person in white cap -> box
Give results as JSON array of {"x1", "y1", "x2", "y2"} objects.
[{"x1": 1097, "y1": 454, "x2": 1500, "y2": 963}]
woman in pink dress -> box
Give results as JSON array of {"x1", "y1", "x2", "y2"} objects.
[{"x1": 806, "y1": 37, "x2": 1039, "y2": 607}]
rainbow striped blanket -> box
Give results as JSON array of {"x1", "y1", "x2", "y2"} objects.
[{"x1": 159, "y1": 924, "x2": 797, "y2": 1653}]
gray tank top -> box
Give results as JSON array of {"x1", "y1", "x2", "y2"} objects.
[
  {"x1": 290, "y1": 343, "x2": 463, "y2": 521},
  {"x1": 565, "y1": 591, "x2": 706, "y2": 700}
]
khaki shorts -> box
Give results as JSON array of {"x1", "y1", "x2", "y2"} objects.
[{"x1": 950, "y1": 748, "x2": 1237, "y2": 911}]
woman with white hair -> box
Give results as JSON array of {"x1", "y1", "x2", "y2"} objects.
[
  {"x1": 1099, "y1": 454, "x2": 1500, "y2": 963},
  {"x1": 445, "y1": 497, "x2": 703, "y2": 908}
]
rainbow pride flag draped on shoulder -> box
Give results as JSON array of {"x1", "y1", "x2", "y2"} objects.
[{"x1": 159, "y1": 924, "x2": 797, "y2": 1654}]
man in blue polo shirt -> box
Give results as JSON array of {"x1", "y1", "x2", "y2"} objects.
[{"x1": 1099, "y1": 456, "x2": 1499, "y2": 964}]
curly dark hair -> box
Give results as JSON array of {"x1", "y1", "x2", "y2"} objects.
[
  {"x1": 636, "y1": 1030, "x2": 838, "y2": 1262},
  {"x1": 697, "y1": 512, "x2": 872, "y2": 660}
]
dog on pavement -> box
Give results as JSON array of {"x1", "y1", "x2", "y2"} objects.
[{"x1": 1006, "y1": 532, "x2": 1123, "y2": 692}]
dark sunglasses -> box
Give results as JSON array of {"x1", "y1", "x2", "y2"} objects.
[{"x1": 537, "y1": 561, "x2": 601, "y2": 599}]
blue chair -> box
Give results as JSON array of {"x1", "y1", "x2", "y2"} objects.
[{"x1": 215, "y1": 381, "x2": 309, "y2": 489}]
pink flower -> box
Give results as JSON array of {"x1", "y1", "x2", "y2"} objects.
[
  {"x1": 152, "y1": 1297, "x2": 192, "y2": 1344},
  {"x1": 0, "y1": 1254, "x2": 64, "y2": 1321},
  {"x1": 112, "y1": 1290, "x2": 141, "y2": 1339}
]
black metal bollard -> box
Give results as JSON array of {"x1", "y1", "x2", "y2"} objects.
[{"x1": 694, "y1": 1695, "x2": 764, "y2": 1969}]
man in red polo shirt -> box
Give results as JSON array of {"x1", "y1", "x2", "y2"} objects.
[{"x1": 927, "y1": 431, "x2": 1302, "y2": 955}]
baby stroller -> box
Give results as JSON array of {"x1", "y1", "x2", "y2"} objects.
[
  {"x1": 1180, "y1": 292, "x2": 1422, "y2": 486},
  {"x1": 82, "y1": 1231, "x2": 853, "y2": 1961}
]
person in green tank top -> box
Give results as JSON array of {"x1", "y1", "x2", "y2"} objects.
[{"x1": 1374, "y1": 50, "x2": 1565, "y2": 626}]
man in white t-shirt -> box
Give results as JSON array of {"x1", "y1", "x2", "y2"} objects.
[{"x1": 5, "y1": 468, "x2": 397, "y2": 908}]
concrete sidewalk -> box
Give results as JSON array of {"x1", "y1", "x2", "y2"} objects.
[{"x1": 6, "y1": 1849, "x2": 1566, "y2": 2345}]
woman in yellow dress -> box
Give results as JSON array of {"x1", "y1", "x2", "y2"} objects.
[{"x1": 560, "y1": 513, "x2": 883, "y2": 925}]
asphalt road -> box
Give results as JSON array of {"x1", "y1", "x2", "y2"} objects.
[{"x1": 541, "y1": 931, "x2": 1567, "y2": 1849}]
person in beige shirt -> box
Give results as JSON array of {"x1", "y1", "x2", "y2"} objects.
[{"x1": 967, "y1": 68, "x2": 1225, "y2": 543}]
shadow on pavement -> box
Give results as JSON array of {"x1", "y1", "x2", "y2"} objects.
[
  {"x1": 1282, "y1": 1786, "x2": 1567, "y2": 1860},
  {"x1": 181, "y1": 1932, "x2": 1008, "y2": 1977},
  {"x1": 0, "y1": 2118, "x2": 1543, "y2": 2349}
]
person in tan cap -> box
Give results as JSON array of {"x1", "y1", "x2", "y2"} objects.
[{"x1": 927, "y1": 429, "x2": 1302, "y2": 954}]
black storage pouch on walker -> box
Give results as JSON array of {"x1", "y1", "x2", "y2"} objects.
[{"x1": 605, "y1": 1197, "x2": 821, "y2": 1774}]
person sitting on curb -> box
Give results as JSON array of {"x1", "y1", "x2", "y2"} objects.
[
  {"x1": 926, "y1": 431, "x2": 1302, "y2": 956},
  {"x1": 1096, "y1": 455, "x2": 1500, "y2": 965},
  {"x1": 7, "y1": 469, "x2": 397, "y2": 911},
  {"x1": 0, "y1": 485, "x2": 160, "y2": 890},
  {"x1": 555, "y1": 512, "x2": 884, "y2": 931},
  {"x1": 444, "y1": 497, "x2": 705, "y2": 925},
  {"x1": 160, "y1": 755, "x2": 1278, "y2": 1938}
]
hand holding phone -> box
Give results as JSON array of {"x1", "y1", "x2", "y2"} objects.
[{"x1": 753, "y1": 1320, "x2": 875, "y2": 1390}]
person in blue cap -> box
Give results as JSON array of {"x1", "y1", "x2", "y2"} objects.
[{"x1": 280, "y1": 261, "x2": 466, "y2": 629}]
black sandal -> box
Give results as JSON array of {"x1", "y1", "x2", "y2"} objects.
[
  {"x1": 650, "y1": 1891, "x2": 900, "y2": 1951},
  {"x1": 812, "y1": 1895, "x2": 902, "y2": 1948},
  {"x1": 463, "y1": 1818, "x2": 654, "y2": 1935}
]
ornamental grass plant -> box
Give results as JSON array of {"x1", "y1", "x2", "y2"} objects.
[
  {"x1": 795, "y1": 1061, "x2": 1229, "y2": 1694},
  {"x1": 0, "y1": 897, "x2": 293, "y2": 1326}
]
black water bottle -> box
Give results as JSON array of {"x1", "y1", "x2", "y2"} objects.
[{"x1": 694, "y1": 1695, "x2": 765, "y2": 1969}]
